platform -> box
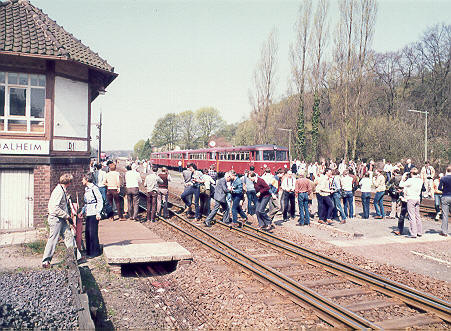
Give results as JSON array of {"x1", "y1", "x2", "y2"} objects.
[{"x1": 98, "y1": 219, "x2": 192, "y2": 267}]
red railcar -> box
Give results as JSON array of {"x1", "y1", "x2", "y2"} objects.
[{"x1": 150, "y1": 145, "x2": 289, "y2": 175}]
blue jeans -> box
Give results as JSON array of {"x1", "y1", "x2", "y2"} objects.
[
  {"x1": 374, "y1": 191, "x2": 385, "y2": 217},
  {"x1": 246, "y1": 190, "x2": 257, "y2": 215},
  {"x1": 342, "y1": 191, "x2": 354, "y2": 218},
  {"x1": 256, "y1": 196, "x2": 272, "y2": 227},
  {"x1": 316, "y1": 193, "x2": 323, "y2": 218},
  {"x1": 332, "y1": 192, "x2": 346, "y2": 220},
  {"x1": 434, "y1": 194, "x2": 442, "y2": 213},
  {"x1": 320, "y1": 196, "x2": 334, "y2": 221},
  {"x1": 181, "y1": 185, "x2": 200, "y2": 219},
  {"x1": 298, "y1": 192, "x2": 310, "y2": 225},
  {"x1": 232, "y1": 194, "x2": 247, "y2": 223},
  {"x1": 361, "y1": 192, "x2": 371, "y2": 219},
  {"x1": 98, "y1": 186, "x2": 107, "y2": 201}
]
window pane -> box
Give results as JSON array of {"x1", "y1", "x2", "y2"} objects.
[
  {"x1": 19, "y1": 73, "x2": 28, "y2": 85},
  {"x1": 31, "y1": 88, "x2": 45, "y2": 118},
  {"x1": 276, "y1": 151, "x2": 287, "y2": 161},
  {"x1": 30, "y1": 74, "x2": 38, "y2": 86},
  {"x1": 38, "y1": 75, "x2": 46, "y2": 86},
  {"x1": 8, "y1": 119, "x2": 27, "y2": 132},
  {"x1": 9, "y1": 88, "x2": 26, "y2": 116},
  {"x1": 263, "y1": 150, "x2": 275, "y2": 161},
  {"x1": 8, "y1": 73, "x2": 18, "y2": 84},
  {"x1": 0, "y1": 72, "x2": 4, "y2": 83},
  {"x1": 31, "y1": 120, "x2": 44, "y2": 133},
  {"x1": 0, "y1": 119, "x2": 4, "y2": 131},
  {"x1": 0, "y1": 86, "x2": 4, "y2": 116}
]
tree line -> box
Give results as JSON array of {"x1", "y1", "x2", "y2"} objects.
[
  {"x1": 148, "y1": 107, "x2": 232, "y2": 151},
  {"x1": 245, "y1": 0, "x2": 450, "y2": 168},
  {"x1": 137, "y1": 0, "x2": 450, "y2": 168}
]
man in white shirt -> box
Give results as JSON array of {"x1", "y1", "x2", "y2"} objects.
[
  {"x1": 298, "y1": 161, "x2": 306, "y2": 175},
  {"x1": 281, "y1": 171, "x2": 296, "y2": 221},
  {"x1": 400, "y1": 168, "x2": 424, "y2": 238},
  {"x1": 383, "y1": 160, "x2": 393, "y2": 183},
  {"x1": 338, "y1": 160, "x2": 347, "y2": 175},
  {"x1": 95, "y1": 164, "x2": 107, "y2": 201},
  {"x1": 421, "y1": 161, "x2": 435, "y2": 198},
  {"x1": 125, "y1": 165, "x2": 142, "y2": 220},
  {"x1": 308, "y1": 162, "x2": 318, "y2": 181}
]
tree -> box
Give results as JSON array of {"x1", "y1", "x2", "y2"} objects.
[
  {"x1": 151, "y1": 113, "x2": 180, "y2": 149},
  {"x1": 250, "y1": 28, "x2": 278, "y2": 144},
  {"x1": 215, "y1": 123, "x2": 239, "y2": 145},
  {"x1": 177, "y1": 110, "x2": 199, "y2": 149},
  {"x1": 290, "y1": 0, "x2": 312, "y2": 159},
  {"x1": 309, "y1": 0, "x2": 328, "y2": 160},
  {"x1": 331, "y1": 0, "x2": 377, "y2": 160},
  {"x1": 195, "y1": 107, "x2": 225, "y2": 147},
  {"x1": 133, "y1": 139, "x2": 145, "y2": 159},
  {"x1": 140, "y1": 139, "x2": 152, "y2": 159}
]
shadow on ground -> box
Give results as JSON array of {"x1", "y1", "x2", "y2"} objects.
[{"x1": 79, "y1": 265, "x2": 114, "y2": 329}]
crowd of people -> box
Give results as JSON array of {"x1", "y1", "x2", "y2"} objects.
[
  {"x1": 178, "y1": 159, "x2": 450, "y2": 238},
  {"x1": 41, "y1": 156, "x2": 450, "y2": 268},
  {"x1": 41, "y1": 158, "x2": 169, "y2": 268}
]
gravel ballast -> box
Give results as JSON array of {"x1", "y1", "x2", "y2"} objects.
[{"x1": 0, "y1": 269, "x2": 80, "y2": 329}]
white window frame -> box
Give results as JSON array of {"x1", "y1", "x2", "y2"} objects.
[{"x1": 0, "y1": 72, "x2": 46, "y2": 134}]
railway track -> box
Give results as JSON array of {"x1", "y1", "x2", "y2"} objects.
[{"x1": 135, "y1": 191, "x2": 450, "y2": 329}]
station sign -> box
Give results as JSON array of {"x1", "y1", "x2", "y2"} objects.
[
  {"x1": 53, "y1": 139, "x2": 88, "y2": 152},
  {"x1": 0, "y1": 139, "x2": 49, "y2": 155}
]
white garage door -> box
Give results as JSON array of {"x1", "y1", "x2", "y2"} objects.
[{"x1": 0, "y1": 170, "x2": 34, "y2": 230}]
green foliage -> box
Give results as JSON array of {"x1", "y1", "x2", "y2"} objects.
[
  {"x1": 295, "y1": 98, "x2": 306, "y2": 159},
  {"x1": 177, "y1": 110, "x2": 199, "y2": 149},
  {"x1": 235, "y1": 120, "x2": 256, "y2": 146},
  {"x1": 22, "y1": 239, "x2": 46, "y2": 254},
  {"x1": 140, "y1": 139, "x2": 152, "y2": 159},
  {"x1": 133, "y1": 139, "x2": 145, "y2": 159},
  {"x1": 151, "y1": 113, "x2": 180, "y2": 149},
  {"x1": 195, "y1": 107, "x2": 225, "y2": 147},
  {"x1": 215, "y1": 123, "x2": 239, "y2": 144},
  {"x1": 311, "y1": 94, "x2": 320, "y2": 160}
]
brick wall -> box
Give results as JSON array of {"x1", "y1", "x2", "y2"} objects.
[
  {"x1": 33, "y1": 165, "x2": 51, "y2": 227},
  {"x1": 32, "y1": 160, "x2": 89, "y2": 227}
]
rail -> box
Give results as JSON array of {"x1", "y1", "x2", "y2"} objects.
[{"x1": 167, "y1": 198, "x2": 451, "y2": 324}]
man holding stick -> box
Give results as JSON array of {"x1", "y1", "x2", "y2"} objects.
[{"x1": 42, "y1": 173, "x2": 82, "y2": 268}]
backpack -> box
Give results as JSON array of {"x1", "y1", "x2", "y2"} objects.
[{"x1": 93, "y1": 186, "x2": 113, "y2": 219}]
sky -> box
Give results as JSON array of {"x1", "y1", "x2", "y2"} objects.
[{"x1": 31, "y1": 0, "x2": 451, "y2": 151}]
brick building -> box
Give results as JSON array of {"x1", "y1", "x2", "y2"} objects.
[{"x1": 0, "y1": 0, "x2": 117, "y2": 230}]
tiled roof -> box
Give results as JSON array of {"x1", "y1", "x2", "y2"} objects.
[{"x1": 0, "y1": 0, "x2": 114, "y2": 73}]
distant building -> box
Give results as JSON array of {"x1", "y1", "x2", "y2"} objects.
[{"x1": 0, "y1": 0, "x2": 117, "y2": 230}]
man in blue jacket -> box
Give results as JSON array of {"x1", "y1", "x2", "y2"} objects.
[{"x1": 204, "y1": 172, "x2": 232, "y2": 227}]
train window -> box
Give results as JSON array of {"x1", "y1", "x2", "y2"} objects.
[
  {"x1": 263, "y1": 150, "x2": 275, "y2": 161},
  {"x1": 255, "y1": 151, "x2": 262, "y2": 161},
  {"x1": 210, "y1": 152, "x2": 216, "y2": 160},
  {"x1": 245, "y1": 153, "x2": 250, "y2": 161},
  {"x1": 276, "y1": 151, "x2": 287, "y2": 161}
]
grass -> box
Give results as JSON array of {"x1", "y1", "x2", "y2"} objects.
[{"x1": 22, "y1": 239, "x2": 46, "y2": 254}]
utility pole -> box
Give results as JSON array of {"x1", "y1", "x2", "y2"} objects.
[
  {"x1": 278, "y1": 128, "x2": 293, "y2": 162},
  {"x1": 96, "y1": 112, "x2": 102, "y2": 163}
]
